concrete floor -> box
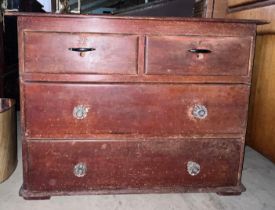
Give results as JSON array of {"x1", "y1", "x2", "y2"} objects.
[{"x1": 0, "y1": 118, "x2": 275, "y2": 210}]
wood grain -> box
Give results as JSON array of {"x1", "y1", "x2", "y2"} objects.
[
  {"x1": 212, "y1": 0, "x2": 229, "y2": 18},
  {"x1": 227, "y1": 4, "x2": 275, "y2": 33},
  {"x1": 225, "y1": 2, "x2": 275, "y2": 163},
  {"x1": 145, "y1": 35, "x2": 252, "y2": 76},
  {"x1": 0, "y1": 99, "x2": 17, "y2": 183},
  {"x1": 193, "y1": 0, "x2": 228, "y2": 18},
  {"x1": 24, "y1": 32, "x2": 139, "y2": 75},
  {"x1": 247, "y1": 35, "x2": 275, "y2": 162},
  {"x1": 228, "y1": 0, "x2": 262, "y2": 7},
  {"x1": 17, "y1": 15, "x2": 257, "y2": 37},
  {"x1": 228, "y1": 0, "x2": 275, "y2": 12},
  {"x1": 25, "y1": 139, "x2": 241, "y2": 192},
  {"x1": 16, "y1": 14, "x2": 257, "y2": 198},
  {"x1": 0, "y1": 24, "x2": 4, "y2": 97},
  {"x1": 20, "y1": 73, "x2": 253, "y2": 84},
  {"x1": 23, "y1": 83, "x2": 249, "y2": 138}
]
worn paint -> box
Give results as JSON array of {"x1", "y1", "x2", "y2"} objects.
[{"x1": 16, "y1": 13, "x2": 258, "y2": 199}]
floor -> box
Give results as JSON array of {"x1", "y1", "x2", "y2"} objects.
[{"x1": 0, "y1": 118, "x2": 275, "y2": 210}]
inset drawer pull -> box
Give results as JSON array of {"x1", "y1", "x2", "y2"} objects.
[
  {"x1": 73, "y1": 105, "x2": 89, "y2": 120},
  {"x1": 188, "y1": 49, "x2": 212, "y2": 54},
  {"x1": 68, "y1": 47, "x2": 96, "y2": 52},
  {"x1": 187, "y1": 161, "x2": 200, "y2": 176},
  {"x1": 74, "y1": 163, "x2": 87, "y2": 177},
  {"x1": 192, "y1": 104, "x2": 208, "y2": 120}
]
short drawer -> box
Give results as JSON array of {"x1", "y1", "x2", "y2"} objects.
[
  {"x1": 23, "y1": 83, "x2": 249, "y2": 138},
  {"x1": 24, "y1": 32, "x2": 138, "y2": 75},
  {"x1": 25, "y1": 139, "x2": 241, "y2": 191},
  {"x1": 145, "y1": 36, "x2": 252, "y2": 76}
]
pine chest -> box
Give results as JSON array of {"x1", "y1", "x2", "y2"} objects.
[{"x1": 17, "y1": 13, "x2": 259, "y2": 199}]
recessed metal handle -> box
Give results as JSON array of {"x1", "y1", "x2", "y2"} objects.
[
  {"x1": 74, "y1": 163, "x2": 87, "y2": 177},
  {"x1": 73, "y1": 105, "x2": 89, "y2": 120},
  {"x1": 188, "y1": 49, "x2": 212, "y2": 54},
  {"x1": 187, "y1": 161, "x2": 200, "y2": 176},
  {"x1": 68, "y1": 47, "x2": 96, "y2": 52},
  {"x1": 192, "y1": 104, "x2": 208, "y2": 120}
]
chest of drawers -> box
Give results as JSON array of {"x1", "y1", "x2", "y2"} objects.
[{"x1": 16, "y1": 13, "x2": 259, "y2": 199}]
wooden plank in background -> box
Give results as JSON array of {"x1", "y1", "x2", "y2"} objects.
[
  {"x1": 247, "y1": 35, "x2": 275, "y2": 163},
  {"x1": 0, "y1": 99, "x2": 17, "y2": 183},
  {"x1": 228, "y1": 0, "x2": 264, "y2": 7},
  {"x1": 193, "y1": 0, "x2": 228, "y2": 18},
  {"x1": 227, "y1": 4, "x2": 275, "y2": 33},
  {"x1": 0, "y1": 24, "x2": 4, "y2": 97},
  {"x1": 212, "y1": 0, "x2": 228, "y2": 18}
]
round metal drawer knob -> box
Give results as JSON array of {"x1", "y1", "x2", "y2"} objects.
[
  {"x1": 192, "y1": 104, "x2": 208, "y2": 119},
  {"x1": 73, "y1": 105, "x2": 89, "y2": 120},
  {"x1": 74, "y1": 163, "x2": 87, "y2": 177},
  {"x1": 187, "y1": 161, "x2": 200, "y2": 176}
]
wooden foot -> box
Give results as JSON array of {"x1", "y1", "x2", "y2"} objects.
[
  {"x1": 22, "y1": 196, "x2": 51, "y2": 200},
  {"x1": 19, "y1": 186, "x2": 51, "y2": 200},
  {"x1": 216, "y1": 191, "x2": 242, "y2": 196},
  {"x1": 216, "y1": 184, "x2": 246, "y2": 196}
]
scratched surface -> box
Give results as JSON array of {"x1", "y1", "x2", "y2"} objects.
[
  {"x1": 23, "y1": 83, "x2": 249, "y2": 138},
  {"x1": 25, "y1": 139, "x2": 241, "y2": 191},
  {"x1": 17, "y1": 15, "x2": 257, "y2": 198}
]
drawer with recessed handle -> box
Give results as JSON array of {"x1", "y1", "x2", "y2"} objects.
[
  {"x1": 145, "y1": 35, "x2": 252, "y2": 76},
  {"x1": 23, "y1": 32, "x2": 139, "y2": 75}
]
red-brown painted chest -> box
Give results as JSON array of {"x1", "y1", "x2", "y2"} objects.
[{"x1": 17, "y1": 13, "x2": 258, "y2": 199}]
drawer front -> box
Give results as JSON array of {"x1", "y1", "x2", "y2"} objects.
[
  {"x1": 25, "y1": 139, "x2": 241, "y2": 191},
  {"x1": 24, "y1": 32, "x2": 138, "y2": 75},
  {"x1": 145, "y1": 36, "x2": 251, "y2": 76},
  {"x1": 24, "y1": 83, "x2": 249, "y2": 138}
]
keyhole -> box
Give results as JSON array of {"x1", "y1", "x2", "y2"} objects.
[
  {"x1": 80, "y1": 52, "x2": 86, "y2": 57},
  {"x1": 196, "y1": 53, "x2": 204, "y2": 59}
]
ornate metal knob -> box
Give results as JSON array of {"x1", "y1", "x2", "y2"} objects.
[
  {"x1": 74, "y1": 163, "x2": 87, "y2": 177},
  {"x1": 73, "y1": 105, "x2": 89, "y2": 120},
  {"x1": 187, "y1": 161, "x2": 200, "y2": 176},
  {"x1": 192, "y1": 104, "x2": 208, "y2": 119}
]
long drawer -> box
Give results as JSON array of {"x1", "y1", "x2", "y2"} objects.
[
  {"x1": 23, "y1": 83, "x2": 249, "y2": 138},
  {"x1": 24, "y1": 32, "x2": 139, "y2": 75},
  {"x1": 25, "y1": 138, "x2": 242, "y2": 191},
  {"x1": 145, "y1": 35, "x2": 252, "y2": 76}
]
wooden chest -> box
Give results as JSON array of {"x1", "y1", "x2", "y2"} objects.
[{"x1": 17, "y1": 13, "x2": 259, "y2": 199}]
